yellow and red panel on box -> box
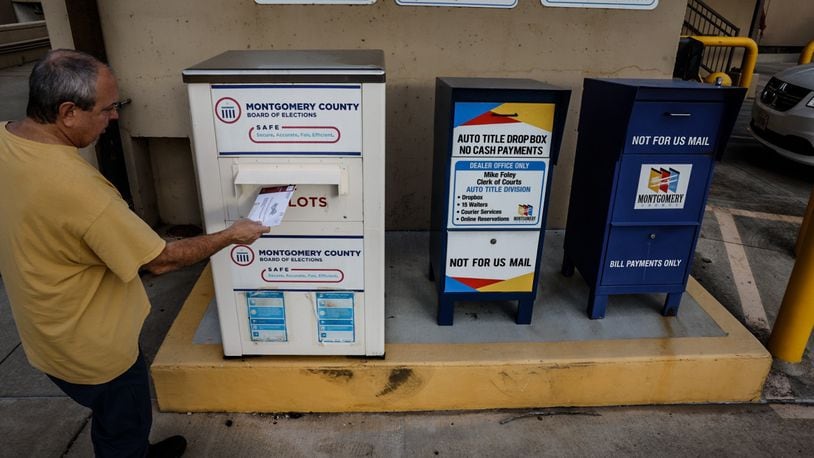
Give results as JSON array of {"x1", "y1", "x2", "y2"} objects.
[{"x1": 444, "y1": 231, "x2": 538, "y2": 293}]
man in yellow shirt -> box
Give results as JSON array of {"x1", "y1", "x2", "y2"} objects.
[{"x1": 0, "y1": 49, "x2": 269, "y2": 457}]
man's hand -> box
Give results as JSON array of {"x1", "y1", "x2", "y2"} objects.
[
  {"x1": 226, "y1": 218, "x2": 271, "y2": 245},
  {"x1": 143, "y1": 219, "x2": 270, "y2": 275}
]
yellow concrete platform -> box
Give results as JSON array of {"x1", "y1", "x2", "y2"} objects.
[{"x1": 152, "y1": 263, "x2": 771, "y2": 413}]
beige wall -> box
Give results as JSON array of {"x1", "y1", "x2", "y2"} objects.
[
  {"x1": 148, "y1": 137, "x2": 201, "y2": 225},
  {"x1": 43, "y1": 0, "x2": 688, "y2": 230},
  {"x1": 761, "y1": 0, "x2": 814, "y2": 46}
]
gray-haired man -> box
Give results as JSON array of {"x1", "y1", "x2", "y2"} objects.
[{"x1": 0, "y1": 49, "x2": 269, "y2": 457}]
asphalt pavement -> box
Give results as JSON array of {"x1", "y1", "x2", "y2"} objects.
[
  {"x1": 1, "y1": 59, "x2": 813, "y2": 457},
  {"x1": 694, "y1": 66, "x2": 814, "y2": 401}
]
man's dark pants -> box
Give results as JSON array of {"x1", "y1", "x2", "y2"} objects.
[{"x1": 48, "y1": 352, "x2": 152, "y2": 457}]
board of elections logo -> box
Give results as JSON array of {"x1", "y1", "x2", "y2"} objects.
[
  {"x1": 230, "y1": 245, "x2": 254, "y2": 266},
  {"x1": 215, "y1": 97, "x2": 241, "y2": 124},
  {"x1": 634, "y1": 164, "x2": 692, "y2": 210}
]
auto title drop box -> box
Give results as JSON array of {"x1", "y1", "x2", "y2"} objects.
[
  {"x1": 562, "y1": 79, "x2": 745, "y2": 319},
  {"x1": 430, "y1": 78, "x2": 570, "y2": 325},
  {"x1": 183, "y1": 50, "x2": 385, "y2": 356}
]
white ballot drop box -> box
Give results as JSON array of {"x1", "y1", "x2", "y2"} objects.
[{"x1": 183, "y1": 50, "x2": 385, "y2": 356}]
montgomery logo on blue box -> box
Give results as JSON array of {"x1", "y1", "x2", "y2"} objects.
[{"x1": 634, "y1": 163, "x2": 692, "y2": 210}]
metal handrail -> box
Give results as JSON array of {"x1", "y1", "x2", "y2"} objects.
[
  {"x1": 685, "y1": 0, "x2": 740, "y2": 34},
  {"x1": 687, "y1": 36, "x2": 757, "y2": 89},
  {"x1": 683, "y1": 0, "x2": 741, "y2": 76}
]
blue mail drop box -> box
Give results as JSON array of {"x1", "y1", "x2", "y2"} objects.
[
  {"x1": 430, "y1": 77, "x2": 570, "y2": 325},
  {"x1": 562, "y1": 78, "x2": 745, "y2": 319}
]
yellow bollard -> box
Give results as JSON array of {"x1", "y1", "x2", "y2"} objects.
[
  {"x1": 768, "y1": 195, "x2": 814, "y2": 363},
  {"x1": 799, "y1": 40, "x2": 814, "y2": 65},
  {"x1": 687, "y1": 36, "x2": 758, "y2": 89},
  {"x1": 795, "y1": 187, "x2": 814, "y2": 256}
]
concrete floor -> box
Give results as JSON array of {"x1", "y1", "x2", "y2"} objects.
[{"x1": 1, "y1": 59, "x2": 814, "y2": 455}]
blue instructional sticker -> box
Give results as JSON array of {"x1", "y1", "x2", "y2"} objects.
[
  {"x1": 316, "y1": 292, "x2": 355, "y2": 343},
  {"x1": 247, "y1": 291, "x2": 287, "y2": 342}
]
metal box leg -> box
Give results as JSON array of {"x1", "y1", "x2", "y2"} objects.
[
  {"x1": 438, "y1": 296, "x2": 454, "y2": 326},
  {"x1": 561, "y1": 254, "x2": 575, "y2": 277},
  {"x1": 662, "y1": 292, "x2": 682, "y2": 316},
  {"x1": 516, "y1": 299, "x2": 534, "y2": 325},
  {"x1": 588, "y1": 292, "x2": 608, "y2": 319}
]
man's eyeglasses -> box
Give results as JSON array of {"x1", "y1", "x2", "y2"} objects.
[{"x1": 102, "y1": 98, "x2": 132, "y2": 113}]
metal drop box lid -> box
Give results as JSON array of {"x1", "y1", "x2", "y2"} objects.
[
  {"x1": 439, "y1": 77, "x2": 567, "y2": 92},
  {"x1": 585, "y1": 78, "x2": 746, "y2": 102},
  {"x1": 182, "y1": 50, "x2": 386, "y2": 84}
]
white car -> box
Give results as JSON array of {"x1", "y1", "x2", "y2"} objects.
[{"x1": 750, "y1": 63, "x2": 814, "y2": 166}]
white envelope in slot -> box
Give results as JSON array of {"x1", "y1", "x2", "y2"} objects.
[{"x1": 233, "y1": 163, "x2": 349, "y2": 201}]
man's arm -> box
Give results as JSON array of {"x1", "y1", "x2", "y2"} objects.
[{"x1": 143, "y1": 218, "x2": 269, "y2": 275}]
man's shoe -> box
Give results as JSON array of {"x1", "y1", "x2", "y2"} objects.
[{"x1": 148, "y1": 435, "x2": 187, "y2": 458}]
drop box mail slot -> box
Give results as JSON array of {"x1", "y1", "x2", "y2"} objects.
[
  {"x1": 218, "y1": 158, "x2": 364, "y2": 222},
  {"x1": 625, "y1": 101, "x2": 724, "y2": 155}
]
